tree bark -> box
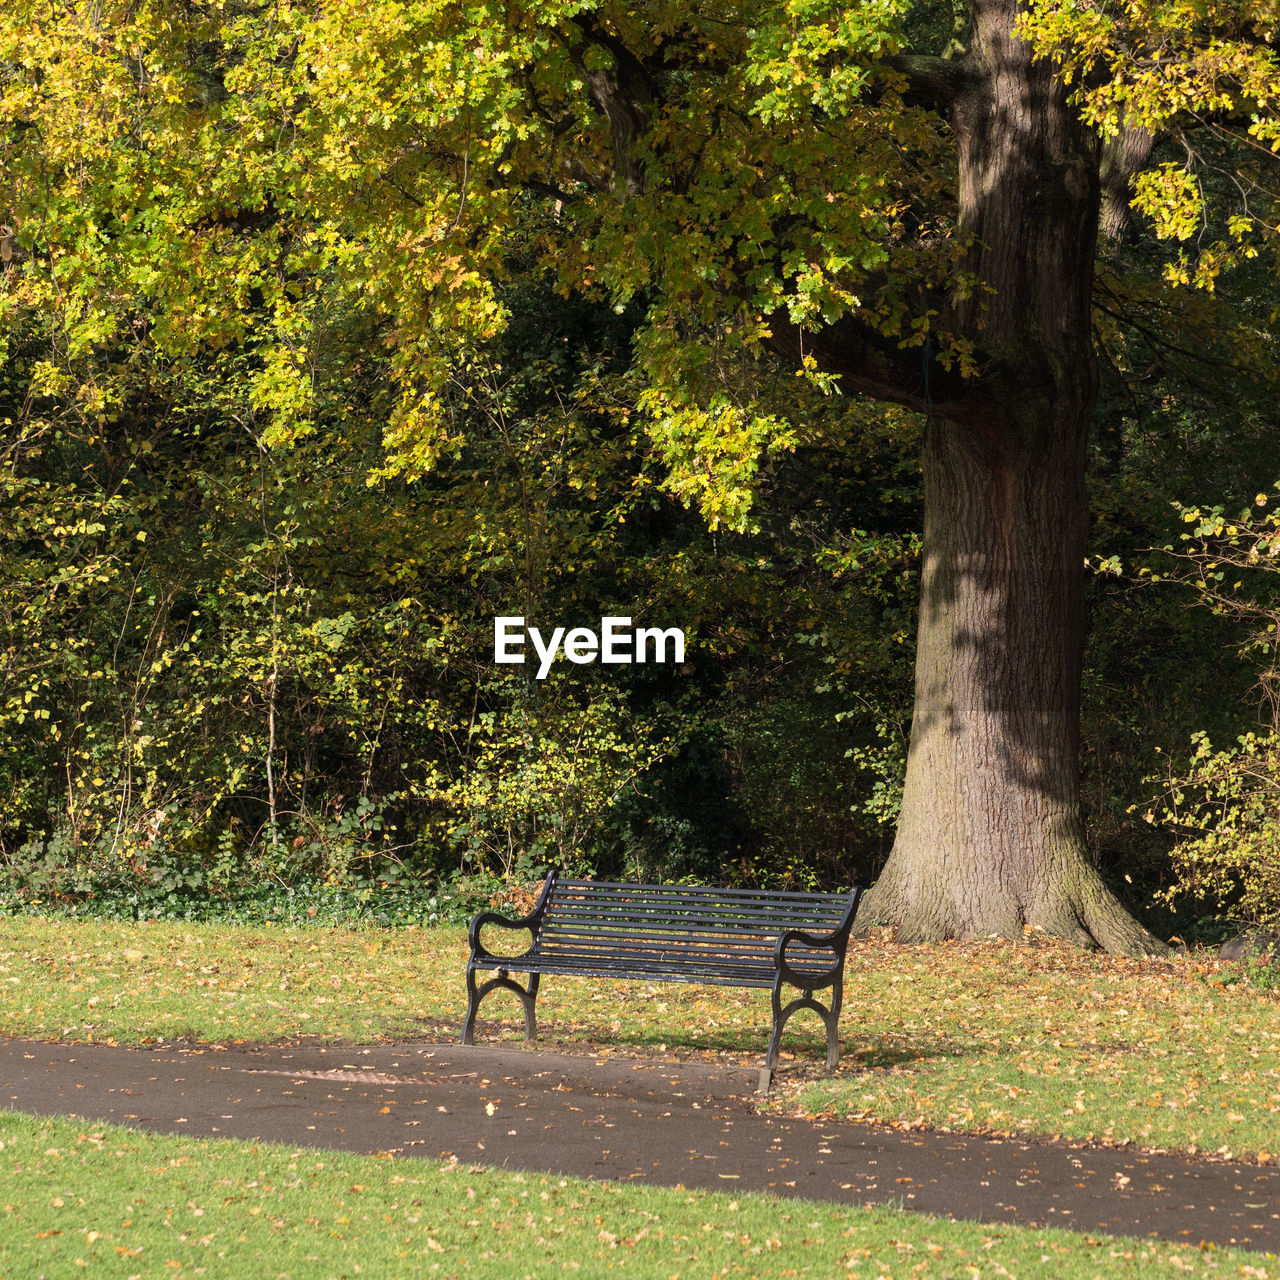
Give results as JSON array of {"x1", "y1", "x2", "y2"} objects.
[
  {"x1": 857, "y1": 401, "x2": 1163, "y2": 951},
  {"x1": 850, "y1": 0, "x2": 1168, "y2": 953}
]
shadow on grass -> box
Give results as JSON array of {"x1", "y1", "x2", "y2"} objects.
[
  {"x1": 846, "y1": 1034, "x2": 979, "y2": 1070},
  {"x1": 448, "y1": 1010, "x2": 977, "y2": 1075}
]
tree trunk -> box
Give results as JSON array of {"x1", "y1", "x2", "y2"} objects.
[
  {"x1": 853, "y1": 0, "x2": 1167, "y2": 953},
  {"x1": 856, "y1": 401, "x2": 1163, "y2": 951}
]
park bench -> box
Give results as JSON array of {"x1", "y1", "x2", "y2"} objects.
[{"x1": 461, "y1": 872, "x2": 862, "y2": 1074}]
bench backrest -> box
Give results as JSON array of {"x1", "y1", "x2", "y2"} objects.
[{"x1": 535, "y1": 878, "x2": 857, "y2": 955}]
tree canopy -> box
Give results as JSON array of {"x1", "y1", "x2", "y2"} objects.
[
  {"x1": 3, "y1": 0, "x2": 1280, "y2": 945},
  {"x1": 6, "y1": 2, "x2": 1277, "y2": 453}
]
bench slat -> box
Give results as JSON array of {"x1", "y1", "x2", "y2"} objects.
[
  {"x1": 505, "y1": 960, "x2": 780, "y2": 989},
  {"x1": 560, "y1": 878, "x2": 837, "y2": 897},
  {"x1": 532, "y1": 936, "x2": 822, "y2": 961},
  {"x1": 544, "y1": 899, "x2": 845, "y2": 920},
  {"x1": 540, "y1": 919, "x2": 841, "y2": 942},
  {"x1": 534, "y1": 932, "x2": 783, "y2": 954},
  {"x1": 530, "y1": 935, "x2": 831, "y2": 967},
  {"x1": 550, "y1": 887, "x2": 843, "y2": 912},
  {"x1": 543, "y1": 900, "x2": 847, "y2": 927},
  {"x1": 525, "y1": 955, "x2": 831, "y2": 982},
  {"x1": 551, "y1": 882, "x2": 843, "y2": 909}
]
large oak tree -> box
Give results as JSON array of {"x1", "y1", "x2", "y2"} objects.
[{"x1": 5, "y1": 0, "x2": 1279, "y2": 950}]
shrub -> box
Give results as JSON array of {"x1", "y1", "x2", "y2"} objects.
[{"x1": 1153, "y1": 731, "x2": 1280, "y2": 926}]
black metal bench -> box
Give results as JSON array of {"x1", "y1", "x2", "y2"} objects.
[{"x1": 461, "y1": 872, "x2": 862, "y2": 1072}]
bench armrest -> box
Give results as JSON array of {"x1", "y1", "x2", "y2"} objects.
[
  {"x1": 774, "y1": 927, "x2": 844, "y2": 985},
  {"x1": 773, "y1": 889, "x2": 862, "y2": 986},
  {"x1": 467, "y1": 871, "x2": 559, "y2": 963}
]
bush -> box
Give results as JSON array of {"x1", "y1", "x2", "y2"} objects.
[
  {"x1": 1152, "y1": 730, "x2": 1280, "y2": 927},
  {"x1": 0, "y1": 875, "x2": 480, "y2": 927},
  {"x1": 1145, "y1": 493, "x2": 1280, "y2": 929}
]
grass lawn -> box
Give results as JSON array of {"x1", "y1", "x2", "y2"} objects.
[
  {"x1": 1, "y1": 916, "x2": 1277, "y2": 1158},
  {"x1": 1, "y1": 1110, "x2": 1274, "y2": 1279}
]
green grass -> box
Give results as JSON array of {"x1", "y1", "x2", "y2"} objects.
[
  {"x1": 2, "y1": 917, "x2": 1278, "y2": 1158},
  {"x1": 0, "y1": 918, "x2": 473, "y2": 1046},
  {"x1": 790, "y1": 935, "x2": 1280, "y2": 1162},
  {"x1": 1, "y1": 1110, "x2": 1274, "y2": 1279},
  {"x1": 0, "y1": 917, "x2": 774, "y2": 1050}
]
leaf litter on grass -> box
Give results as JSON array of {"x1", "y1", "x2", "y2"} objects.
[
  {"x1": 790, "y1": 933, "x2": 1280, "y2": 1161},
  {"x1": 2, "y1": 917, "x2": 1277, "y2": 1158},
  {"x1": 1, "y1": 1110, "x2": 1275, "y2": 1279}
]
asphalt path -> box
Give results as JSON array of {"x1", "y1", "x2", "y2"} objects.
[{"x1": 2, "y1": 1036, "x2": 1277, "y2": 1251}]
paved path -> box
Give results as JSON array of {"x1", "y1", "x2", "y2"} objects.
[{"x1": 3, "y1": 1037, "x2": 1277, "y2": 1251}]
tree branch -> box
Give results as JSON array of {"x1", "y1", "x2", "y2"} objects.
[
  {"x1": 762, "y1": 309, "x2": 992, "y2": 424},
  {"x1": 560, "y1": 16, "x2": 656, "y2": 197},
  {"x1": 1098, "y1": 120, "x2": 1155, "y2": 246}
]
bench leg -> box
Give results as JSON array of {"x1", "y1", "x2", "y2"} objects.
[
  {"x1": 462, "y1": 967, "x2": 540, "y2": 1044},
  {"x1": 767, "y1": 975, "x2": 843, "y2": 1073},
  {"x1": 824, "y1": 977, "x2": 844, "y2": 1072}
]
